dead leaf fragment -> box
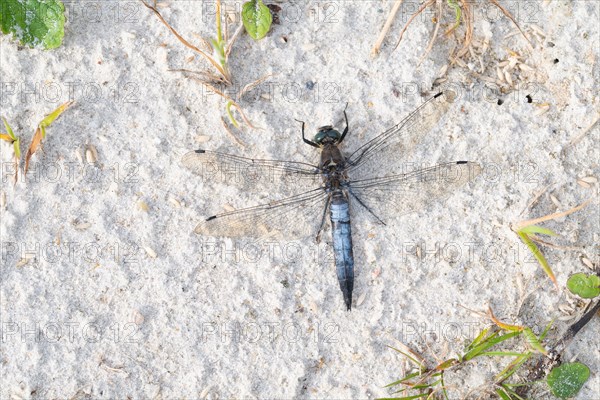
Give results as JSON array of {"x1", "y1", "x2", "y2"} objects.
[{"x1": 24, "y1": 101, "x2": 74, "y2": 175}]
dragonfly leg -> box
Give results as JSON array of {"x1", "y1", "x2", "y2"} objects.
[
  {"x1": 296, "y1": 118, "x2": 319, "y2": 148},
  {"x1": 339, "y1": 103, "x2": 349, "y2": 143},
  {"x1": 348, "y1": 188, "x2": 386, "y2": 226},
  {"x1": 315, "y1": 195, "x2": 332, "y2": 243}
]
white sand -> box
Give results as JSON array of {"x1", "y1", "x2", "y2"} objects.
[{"x1": 1, "y1": 1, "x2": 598, "y2": 398}]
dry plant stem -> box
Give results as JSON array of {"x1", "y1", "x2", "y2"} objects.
[
  {"x1": 394, "y1": 0, "x2": 436, "y2": 50},
  {"x1": 514, "y1": 199, "x2": 593, "y2": 230},
  {"x1": 390, "y1": 337, "x2": 427, "y2": 367},
  {"x1": 568, "y1": 113, "x2": 599, "y2": 147},
  {"x1": 371, "y1": 0, "x2": 404, "y2": 57},
  {"x1": 225, "y1": 23, "x2": 244, "y2": 57},
  {"x1": 169, "y1": 69, "x2": 227, "y2": 84},
  {"x1": 526, "y1": 236, "x2": 581, "y2": 251},
  {"x1": 417, "y1": 0, "x2": 443, "y2": 66},
  {"x1": 238, "y1": 73, "x2": 276, "y2": 98},
  {"x1": 195, "y1": 34, "x2": 214, "y2": 53},
  {"x1": 220, "y1": 117, "x2": 246, "y2": 147},
  {"x1": 520, "y1": 185, "x2": 550, "y2": 216},
  {"x1": 140, "y1": 0, "x2": 231, "y2": 83},
  {"x1": 452, "y1": 0, "x2": 473, "y2": 59},
  {"x1": 489, "y1": 0, "x2": 533, "y2": 49}
]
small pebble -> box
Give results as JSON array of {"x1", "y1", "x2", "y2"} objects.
[
  {"x1": 144, "y1": 246, "x2": 157, "y2": 259},
  {"x1": 16, "y1": 258, "x2": 30, "y2": 268},
  {"x1": 85, "y1": 145, "x2": 98, "y2": 164},
  {"x1": 168, "y1": 197, "x2": 181, "y2": 208},
  {"x1": 504, "y1": 70, "x2": 513, "y2": 86},
  {"x1": 133, "y1": 310, "x2": 145, "y2": 325},
  {"x1": 74, "y1": 222, "x2": 91, "y2": 230},
  {"x1": 139, "y1": 201, "x2": 150, "y2": 212},
  {"x1": 519, "y1": 63, "x2": 534, "y2": 72},
  {"x1": 496, "y1": 67, "x2": 505, "y2": 82},
  {"x1": 577, "y1": 179, "x2": 590, "y2": 188},
  {"x1": 581, "y1": 257, "x2": 594, "y2": 270},
  {"x1": 437, "y1": 64, "x2": 448, "y2": 78},
  {"x1": 75, "y1": 149, "x2": 84, "y2": 164},
  {"x1": 356, "y1": 291, "x2": 367, "y2": 307},
  {"x1": 195, "y1": 135, "x2": 211, "y2": 143},
  {"x1": 534, "y1": 103, "x2": 550, "y2": 116}
]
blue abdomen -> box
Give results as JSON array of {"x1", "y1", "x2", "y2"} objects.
[{"x1": 330, "y1": 195, "x2": 354, "y2": 310}]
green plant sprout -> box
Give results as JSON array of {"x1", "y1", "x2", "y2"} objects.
[
  {"x1": 142, "y1": 0, "x2": 272, "y2": 129},
  {"x1": 0, "y1": 117, "x2": 21, "y2": 184},
  {"x1": 567, "y1": 273, "x2": 600, "y2": 299},
  {"x1": 242, "y1": 0, "x2": 273, "y2": 40},
  {"x1": 0, "y1": 0, "x2": 66, "y2": 49},
  {"x1": 382, "y1": 297, "x2": 598, "y2": 399},
  {"x1": 0, "y1": 101, "x2": 73, "y2": 183},
  {"x1": 0, "y1": 117, "x2": 21, "y2": 158},
  {"x1": 516, "y1": 224, "x2": 559, "y2": 288},
  {"x1": 380, "y1": 308, "x2": 550, "y2": 400},
  {"x1": 546, "y1": 362, "x2": 590, "y2": 399},
  {"x1": 512, "y1": 199, "x2": 592, "y2": 289},
  {"x1": 445, "y1": 0, "x2": 462, "y2": 35}
]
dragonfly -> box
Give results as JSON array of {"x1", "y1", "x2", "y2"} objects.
[{"x1": 182, "y1": 91, "x2": 481, "y2": 310}]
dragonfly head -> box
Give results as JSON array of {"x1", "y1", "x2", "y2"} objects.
[{"x1": 314, "y1": 126, "x2": 341, "y2": 145}]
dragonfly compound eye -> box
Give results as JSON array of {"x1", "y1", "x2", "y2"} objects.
[{"x1": 314, "y1": 126, "x2": 341, "y2": 145}]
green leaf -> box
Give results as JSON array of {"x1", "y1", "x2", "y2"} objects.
[
  {"x1": 517, "y1": 231, "x2": 557, "y2": 287},
  {"x1": 39, "y1": 100, "x2": 72, "y2": 129},
  {"x1": 465, "y1": 327, "x2": 494, "y2": 353},
  {"x1": 522, "y1": 327, "x2": 547, "y2": 355},
  {"x1": 377, "y1": 394, "x2": 429, "y2": 400},
  {"x1": 383, "y1": 371, "x2": 423, "y2": 388},
  {"x1": 499, "y1": 384, "x2": 527, "y2": 400},
  {"x1": 435, "y1": 358, "x2": 457, "y2": 370},
  {"x1": 1, "y1": 117, "x2": 21, "y2": 158},
  {"x1": 463, "y1": 331, "x2": 521, "y2": 361},
  {"x1": 567, "y1": 273, "x2": 600, "y2": 299},
  {"x1": 242, "y1": 0, "x2": 272, "y2": 40},
  {"x1": 446, "y1": 0, "x2": 462, "y2": 32},
  {"x1": 495, "y1": 387, "x2": 512, "y2": 400},
  {"x1": 547, "y1": 362, "x2": 590, "y2": 399},
  {"x1": 495, "y1": 353, "x2": 532, "y2": 383},
  {"x1": 518, "y1": 224, "x2": 557, "y2": 236},
  {"x1": 0, "y1": 0, "x2": 65, "y2": 49}
]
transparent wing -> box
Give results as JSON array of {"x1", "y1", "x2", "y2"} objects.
[
  {"x1": 347, "y1": 161, "x2": 481, "y2": 223},
  {"x1": 182, "y1": 149, "x2": 321, "y2": 196},
  {"x1": 346, "y1": 91, "x2": 456, "y2": 180},
  {"x1": 194, "y1": 187, "x2": 330, "y2": 239}
]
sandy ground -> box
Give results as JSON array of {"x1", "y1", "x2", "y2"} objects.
[{"x1": 1, "y1": 0, "x2": 599, "y2": 398}]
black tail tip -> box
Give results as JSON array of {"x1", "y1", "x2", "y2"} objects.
[{"x1": 345, "y1": 299, "x2": 352, "y2": 311}]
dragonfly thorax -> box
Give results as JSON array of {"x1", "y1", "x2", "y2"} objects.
[{"x1": 314, "y1": 126, "x2": 342, "y2": 145}]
